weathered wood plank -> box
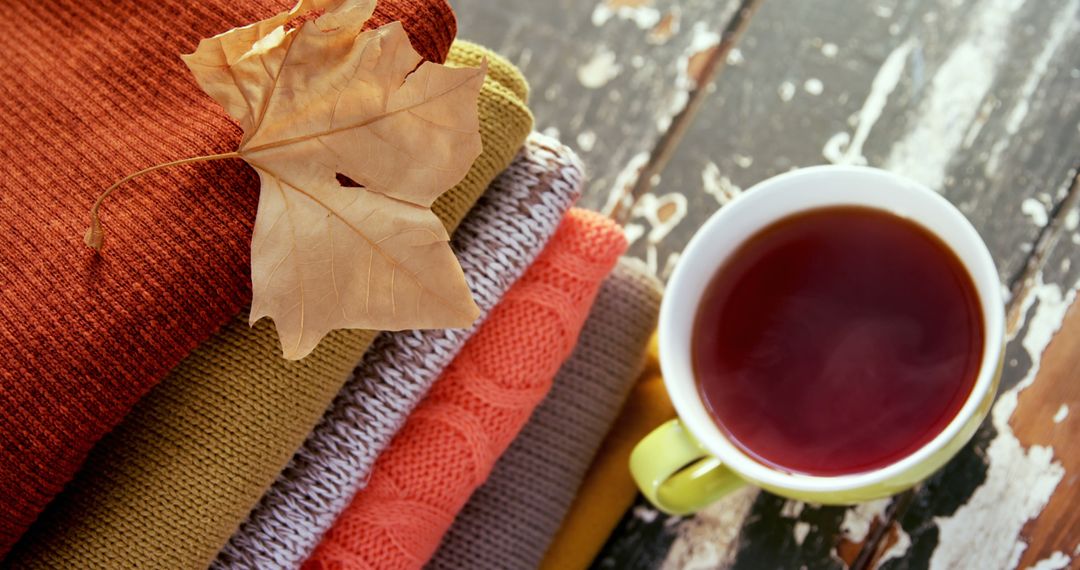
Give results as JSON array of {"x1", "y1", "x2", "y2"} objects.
[
  {"x1": 1011, "y1": 297, "x2": 1080, "y2": 569},
  {"x1": 452, "y1": 0, "x2": 742, "y2": 213},
  {"x1": 593, "y1": 0, "x2": 1080, "y2": 567},
  {"x1": 841, "y1": 175, "x2": 1080, "y2": 570},
  {"x1": 617, "y1": 0, "x2": 1080, "y2": 282},
  {"x1": 879, "y1": 173, "x2": 1080, "y2": 570}
]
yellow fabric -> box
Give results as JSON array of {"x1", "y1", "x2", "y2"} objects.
[
  {"x1": 7, "y1": 42, "x2": 532, "y2": 570},
  {"x1": 539, "y1": 334, "x2": 676, "y2": 570}
]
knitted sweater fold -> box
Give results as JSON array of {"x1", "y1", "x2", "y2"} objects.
[
  {"x1": 215, "y1": 133, "x2": 584, "y2": 569},
  {"x1": 5, "y1": 41, "x2": 532, "y2": 570},
  {"x1": 539, "y1": 337, "x2": 676, "y2": 570},
  {"x1": 427, "y1": 258, "x2": 662, "y2": 570},
  {"x1": 303, "y1": 209, "x2": 628, "y2": 570},
  {"x1": 0, "y1": 0, "x2": 455, "y2": 555}
]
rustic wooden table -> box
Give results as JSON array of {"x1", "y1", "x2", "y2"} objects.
[{"x1": 455, "y1": 0, "x2": 1080, "y2": 568}]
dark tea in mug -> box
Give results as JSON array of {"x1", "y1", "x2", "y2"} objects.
[{"x1": 692, "y1": 206, "x2": 985, "y2": 476}]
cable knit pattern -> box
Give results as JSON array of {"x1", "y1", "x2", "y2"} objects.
[
  {"x1": 427, "y1": 258, "x2": 662, "y2": 570},
  {"x1": 6, "y1": 41, "x2": 534, "y2": 570},
  {"x1": 303, "y1": 209, "x2": 627, "y2": 570},
  {"x1": 0, "y1": 0, "x2": 453, "y2": 555},
  {"x1": 215, "y1": 133, "x2": 584, "y2": 569}
]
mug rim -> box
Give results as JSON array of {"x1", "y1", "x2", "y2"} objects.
[{"x1": 659, "y1": 164, "x2": 1005, "y2": 493}]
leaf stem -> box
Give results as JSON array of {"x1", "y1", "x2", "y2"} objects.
[{"x1": 84, "y1": 151, "x2": 242, "y2": 251}]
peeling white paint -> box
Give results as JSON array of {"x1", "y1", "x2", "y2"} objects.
[
  {"x1": 691, "y1": 29, "x2": 722, "y2": 82},
  {"x1": 662, "y1": 487, "x2": 759, "y2": 570},
  {"x1": 645, "y1": 244, "x2": 658, "y2": 275},
  {"x1": 929, "y1": 272, "x2": 1073, "y2": 570},
  {"x1": 656, "y1": 22, "x2": 721, "y2": 133},
  {"x1": 986, "y1": 0, "x2": 1078, "y2": 176},
  {"x1": 840, "y1": 499, "x2": 891, "y2": 543},
  {"x1": 727, "y1": 48, "x2": 745, "y2": 66},
  {"x1": 647, "y1": 8, "x2": 680, "y2": 45},
  {"x1": 873, "y1": 4, "x2": 894, "y2": 18},
  {"x1": 626, "y1": 191, "x2": 688, "y2": 276},
  {"x1": 591, "y1": 3, "x2": 614, "y2": 26},
  {"x1": 1053, "y1": 404, "x2": 1069, "y2": 424},
  {"x1": 702, "y1": 161, "x2": 743, "y2": 205},
  {"x1": 1027, "y1": 551, "x2": 1071, "y2": 570},
  {"x1": 602, "y1": 151, "x2": 650, "y2": 217},
  {"x1": 886, "y1": 0, "x2": 1026, "y2": 191},
  {"x1": 632, "y1": 192, "x2": 688, "y2": 243},
  {"x1": 633, "y1": 504, "x2": 659, "y2": 523},
  {"x1": 822, "y1": 133, "x2": 849, "y2": 165},
  {"x1": 879, "y1": 525, "x2": 913, "y2": 566},
  {"x1": 780, "y1": 500, "x2": 804, "y2": 519},
  {"x1": 793, "y1": 521, "x2": 811, "y2": 545},
  {"x1": 733, "y1": 154, "x2": 754, "y2": 168},
  {"x1": 624, "y1": 223, "x2": 645, "y2": 246},
  {"x1": 778, "y1": 80, "x2": 796, "y2": 102},
  {"x1": 823, "y1": 38, "x2": 915, "y2": 165},
  {"x1": 591, "y1": 2, "x2": 662, "y2": 30},
  {"x1": 804, "y1": 78, "x2": 824, "y2": 95},
  {"x1": 656, "y1": 103, "x2": 680, "y2": 132},
  {"x1": 576, "y1": 130, "x2": 597, "y2": 152},
  {"x1": 686, "y1": 21, "x2": 721, "y2": 59},
  {"x1": 1022, "y1": 198, "x2": 1050, "y2": 227},
  {"x1": 577, "y1": 47, "x2": 622, "y2": 89},
  {"x1": 1065, "y1": 209, "x2": 1079, "y2": 231}
]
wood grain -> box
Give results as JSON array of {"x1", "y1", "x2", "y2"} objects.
[
  {"x1": 882, "y1": 179, "x2": 1080, "y2": 570},
  {"x1": 452, "y1": 0, "x2": 742, "y2": 214},
  {"x1": 1012, "y1": 297, "x2": 1080, "y2": 569},
  {"x1": 592, "y1": 0, "x2": 1080, "y2": 567}
]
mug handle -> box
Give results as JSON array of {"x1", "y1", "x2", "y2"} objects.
[{"x1": 630, "y1": 419, "x2": 745, "y2": 515}]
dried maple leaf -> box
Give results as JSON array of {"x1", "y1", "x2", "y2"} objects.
[{"x1": 87, "y1": 0, "x2": 486, "y2": 360}]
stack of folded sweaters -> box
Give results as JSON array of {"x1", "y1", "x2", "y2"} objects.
[{"x1": 0, "y1": 0, "x2": 673, "y2": 568}]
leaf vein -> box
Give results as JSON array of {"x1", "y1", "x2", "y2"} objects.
[{"x1": 239, "y1": 67, "x2": 482, "y2": 155}]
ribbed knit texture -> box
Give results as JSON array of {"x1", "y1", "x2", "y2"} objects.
[
  {"x1": 5, "y1": 41, "x2": 532, "y2": 570},
  {"x1": 539, "y1": 335, "x2": 676, "y2": 570},
  {"x1": 215, "y1": 133, "x2": 584, "y2": 570},
  {"x1": 0, "y1": 0, "x2": 454, "y2": 555},
  {"x1": 428, "y1": 258, "x2": 662, "y2": 570},
  {"x1": 304, "y1": 209, "x2": 628, "y2": 570}
]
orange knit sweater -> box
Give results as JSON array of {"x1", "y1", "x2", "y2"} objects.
[
  {"x1": 0, "y1": 0, "x2": 454, "y2": 555},
  {"x1": 303, "y1": 209, "x2": 628, "y2": 570}
]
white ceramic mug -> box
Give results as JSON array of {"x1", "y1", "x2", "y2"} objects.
[{"x1": 630, "y1": 165, "x2": 1005, "y2": 514}]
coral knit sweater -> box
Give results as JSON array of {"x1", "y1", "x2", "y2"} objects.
[
  {"x1": 0, "y1": 0, "x2": 454, "y2": 555},
  {"x1": 304, "y1": 209, "x2": 628, "y2": 570}
]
